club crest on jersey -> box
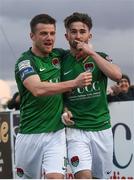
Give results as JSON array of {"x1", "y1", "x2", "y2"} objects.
[
  {"x1": 52, "y1": 58, "x2": 60, "y2": 69},
  {"x1": 71, "y1": 156, "x2": 79, "y2": 167},
  {"x1": 84, "y1": 62, "x2": 94, "y2": 72}
]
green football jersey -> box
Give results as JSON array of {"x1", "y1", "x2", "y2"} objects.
[
  {"x1": 15, "y1": 48, "x2": 65, "y2": 133},
  {"x1": 61, "y1": 52, "x2": 111, "y2": 131}
]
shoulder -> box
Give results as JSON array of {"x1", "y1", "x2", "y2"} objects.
[
  {"x1": 97, "y1": 52, "x2": 112, "y2": 63},
  {"x1": 129, "y1": 85, "x2": 134, "y2": 90},
  {"x1": 107, "y1": 94, "x2": 120, "y2": 103},
  {"x1": 53, "y1": 48, "x2": 70, "y2": 56},
  {"x1": 52, "y1": 48, "x2": 65, "y2": 56},
  {"x1": 129, "y1": 85, "x2": 134, "y2": 95},
  {"x1": 15, "y1": 49, "x2": 32, "y2": 66},
  {"x1": 15, "y1": 49, "x2": 37, "y2": 81},
  {"x1": 15, "y1": 49, "x2": 36, "y2": 77},
  {"x1": 15, "y1": 49, "x2": 34, "y2": 69},
  {"x1": 52, "y1": 48, "x2": 70, "y2": 63}
]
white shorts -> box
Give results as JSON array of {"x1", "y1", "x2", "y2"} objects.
[
  {"x1": 66, "y1": 127, "x2": 113, "y2": 179},
  {"x1": 15, "y1": 128, "x2": 66, "y2": 179}
]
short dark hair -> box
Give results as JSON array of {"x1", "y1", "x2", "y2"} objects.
[
  {"x1": 30, "y1": 14, "x2": 56, "y2": 33},
  {"x1": 64, "y1": 12, "x2": 92, "y2": 31},
  {"x1": 117, "y1": 74, "x2": 131, "y2": 85}
]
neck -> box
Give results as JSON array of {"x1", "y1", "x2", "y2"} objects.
[
  {"x1": 70, "y1": 48, "x2": 79, "y2": 57},
  {"x1": 31, "y1": 46, "x2": 49, "y2": 57}
]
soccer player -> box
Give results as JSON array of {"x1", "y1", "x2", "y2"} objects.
[
  {"x1": 15, "y1": 14, "x2": 92, "y2": 179},
  {"x1": 61, "y1": 12, "x2": 122, "y2": 179}
]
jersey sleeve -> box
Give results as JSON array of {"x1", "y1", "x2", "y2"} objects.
[
  {"x1": 97, "y1": 52, "x2": 113, "y2": 63},
  {"x1": 16, "y1": 58, "x2": 37, "y2": 82}
]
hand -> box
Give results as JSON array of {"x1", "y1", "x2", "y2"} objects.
[
  {"x1": 73, "y1": 40, "x2": 94, "y2": 59},
  {"x1": 61, "y1": 111, "x2": 74, "y2": 126},
  {"x1": 110, "y1": 85, "x2": 122, "y2": 95},
  {"x1": 75, "y1": 72, "x2": 92, "y2": 87}
]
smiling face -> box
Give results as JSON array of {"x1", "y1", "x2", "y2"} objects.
[
  {"x1": 65, "y1": 21, "x2": 92, "y2": 49},
  {"x1": 30, "y1": 23, "x2": 56, "y2": 56},
  {"x1": 118, "y1": 78, "x2": 130, "y2": 93}
]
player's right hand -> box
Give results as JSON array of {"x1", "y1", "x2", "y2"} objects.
[
  {"x1": 73, "y1": 40, "x2": 94, "y2": 59},
  {"x1": 61, "y1": 111, "x2": 74, "y2": 126},
  {"x1": 75, "y1": 72, "x2": 92, "y2": 87}
]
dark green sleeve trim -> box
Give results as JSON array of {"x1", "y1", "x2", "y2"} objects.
[{"x1": 22, "y1": 72, "x2": 37, "y2": 82}]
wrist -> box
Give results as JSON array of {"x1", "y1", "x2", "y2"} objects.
[
  {"x1": 71, "y1": 79, "x2": 77, "y2": 88},
  {"x1": 88, "y1": 50, "x2": 97, "y2": 57}
]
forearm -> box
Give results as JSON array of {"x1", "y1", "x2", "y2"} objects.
[
  {"x1": 33, "y1": 80, "x2": 77, "y2": 96},
  {"x1": 24, "y1": 76, "x2": 77, "y2": 97},
  {"x1": 23, "y1": 72, "x2": 92, "y2": 97},
  {"x1": 90, "y1": 51, "x2": 122, "y2": 81},
  {"x1": 74, "y1": 41, "x2": 122, "y2": 82}
]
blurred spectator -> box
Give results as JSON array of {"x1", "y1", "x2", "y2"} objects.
[
  {"x1": 0, "y1": 79, "x2": 11, "y2": 110},
  {"x1": 107, "y1": 74, "x2": 134, "y2": 102},
  {"x1": 7, "y1": 92, "x2": 20, "y2": 110}
]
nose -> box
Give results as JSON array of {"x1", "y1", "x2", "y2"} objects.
[
  {"x1": 75, "y1": 32, "x2": 81, "y2": 39},
  {"x1": 46, "y1": 33, "x2": 51, "y2": 39}
]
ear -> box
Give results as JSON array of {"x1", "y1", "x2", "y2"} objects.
[
  {"x1": 89, "y1": 33, "x2": 92, "y2": 40},
  {"x1": 30, "y1": 32, "x2": 34, "y2": 40},
  {"x1": 65, "y1": 33, "x2": 69, "y2": 41}
]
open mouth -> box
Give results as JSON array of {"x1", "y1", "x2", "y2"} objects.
[{"x1": 44, "y1": 42, "x2": 53, "y2": 47}]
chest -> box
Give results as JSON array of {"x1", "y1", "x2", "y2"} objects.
[
  {"x1": 61, "y1": 56, "x2": 101, "y2": 81},
  {"x1": 34, "y1": 57, "x2": 61, "y2": 81}
]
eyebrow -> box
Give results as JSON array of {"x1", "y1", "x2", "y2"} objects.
[{"x1": 119, "y1": 79, "x2": 128, "y2": 82}]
